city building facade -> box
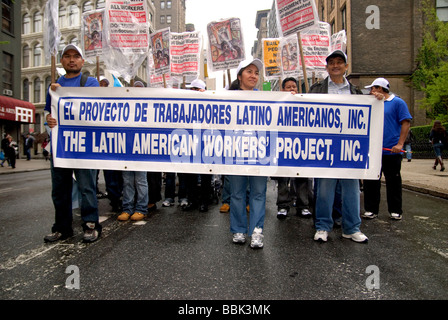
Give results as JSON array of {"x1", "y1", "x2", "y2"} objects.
[{"x1": 20, "y1": 0, "x2": 157, "y2": 156}]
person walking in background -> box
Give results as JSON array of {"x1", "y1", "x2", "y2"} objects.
[
  {"x1": 430, "y1": 120, "x2": 447, "y2": 172},
  {"x1": 227, "y1": 58, "x2": 267, "y2": 249},
  {"x1": 1, "y1": 134, "x2": 11, "y2": 167},
  {"x1": 362, "y1": 78, "x2": 412, "y2": 221},
  {"x1": 43, "y1": 44, "x2": 102, "y2": 243},
  {"x1": 24, "y1": 133, "x2": 34, "y2": 161},
  {"x1": 5, "y1": 135, "x2": 17, "y2": 169},
  {"x1": 403, "y1": 129, "x2": 414, "y2": 162}
]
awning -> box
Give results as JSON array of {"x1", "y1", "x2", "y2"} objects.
[{"x1": 0, "y1": 95, "x2": 35, "y2": 123}]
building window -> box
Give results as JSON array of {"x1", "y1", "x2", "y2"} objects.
[
  {"x1": 341, "y1": 6, "x2": 346, "y2": 30},
  {"x1": 161, "y1": 1, "x2": 165, "y2": 9},
  {"x1": 59, "y1": 6, "x2": 66, "y2": 28},
  {"x1": 23, "y1": 45, "x2": 30, "y2": 68},
  {"x1": 167, "y1": 1, "x2": 172, "y2": 9},
  {"x1": 160, "y1": 15, "x2": 165, "y2": 24},
  {"x1": 34, "y1": 43, "x2": 42, "y2": 67},
  {"x1": 2, "y1": 0, "x2": 13, "y2": 33},
  {"x1": 23, "y1": 79, "x2": 30, "y2": 102},
  {"x1": 166, "y1": 15, "x2": 171, "y2": 24},
  {"x1": 83, "y1": 1, "x2": 94, "y2": 13},
  {"x1": 437, "y1": 0, "x2": 448, "y2": 21},
  {"x1": 2, "y1": 52, "x2": 13, "y2": 91},
  {"x1": 22, "y1": 13, "x2": 31, "y2": 34},
  {"x1": 33, "y1": 11, "x2": 42, "y2": 33},
  {"x1": 68, "y1": 4, "x2": 80, "y2": 26},
  {"x1": 34, "y1": 78, "x2": 42, "y2": 103},
  {"x1": 96, "y1": 0, "x2": 106, "y2": 9}
]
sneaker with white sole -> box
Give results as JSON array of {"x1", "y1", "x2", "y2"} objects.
[
  {"x1": 314, "y1": 230, "x2": 328, "y2": 242},
  {"x1": 362, "y1": 211, "x2": 378, "y2": 219},
  {"x1": 277, "y1": 208, "x2": 287, "y2": 219},
  {"x1": 232, "y1": 233, "x2": 246, "y2": 244},
  {"x1": 83, "y1": 222, "x2": 101, "y2": 243},
  {"x1": 162, "y1": 198, "x2": 174, "y2": 207},
  {"x1": 250, "y1": 227, "x2": 264, "y2": 249},
  {"x1": 390, "y1": 212, "x2": 402, "y2": 220},
  {"x1": 342, "y1": 231, "x2": 368, "y2": 243},
  {"x1": 300, "y1": 208, "x2": 312, "y2": 218}
]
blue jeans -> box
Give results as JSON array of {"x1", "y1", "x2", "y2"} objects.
[
  {"x1": 228, "y1": 175, "x2": 267, "y2": 236},
  {"x1": 122, "y1": 171, "x2": 148, "y2": 214},
  {"x1": 315, "y1": 178, "x2": 361, "y2": 234},
  {"x1": 50, "y1": 160, "x2": 99, "y2": 233}
]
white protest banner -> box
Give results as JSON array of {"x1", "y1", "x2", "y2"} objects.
[
  {"x1": 331, "y1": 29, "x2": 347, "y2": 52},
  {"x1": 170, "y1": 31, "x2": 201, "y2": 81},
  {"x1": 275, "y1": 0, "x2": 319, "y2": 37},
  {"x1": 43, "y1": 0, "x2": 60, "y2": 64},
  {"x1": 207, "y1": 18, "x2": 245, "y2": 72},
  {"x1": 147, "y1": 49, "x2": 172, "y2": 88},
  {"x1": 262, "y1": 39, "x2": 282, "y2": 80},
  {"x1": 280, "y1": 34, "x2": 301, "y2": 79},
  {"x1": 150, "y1": 28, "x2": 171, "y2": 77},
  {"x1": 103, "y1": 0, "x2": 149, "y2": 82},
  {"x1": 82, "y1": 9, "x2": 105, "y2": 63},
  {"x1": 299, "y1": 21, "x2": 331, "y2": 79},
  {"x1": 49, "y1": 88, "x2": 384, "y2": 180}
]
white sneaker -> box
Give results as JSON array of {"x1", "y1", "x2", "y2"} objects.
[
  {"x1": 277, "y1": 208, "x2": 287, "y2": 219},
  {"x1": 162, "y1": 199, "x2": 174, "y2": 207},
  {"x1": 342, "y1": 231, "x2": 368, "y2": 243},
  {"x1": 180, "y1": 199, "x2": 188, "y2": 209},
  {"x1": 390, "y1": 212, "x2": 402, "y2": 220},
  {"x1": 232, "y1": 233, "x2": 246, "y2": 244},
  {"x1": 301, "y1": 209, "x2": 312, "y2": 217},
  {"x1": 250, "y1": 227, "x2": 264, "y2": 249},
  {"x1": 362, "y1": 211, "x2": 378, "y2": 219},
  {"x1": 314, "y1": 230, "x2": 328, "y2": 242}
]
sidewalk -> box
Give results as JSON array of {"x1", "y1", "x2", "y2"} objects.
[{"x1": 1, "y1": 158, "x2": 447, "y2": 199}]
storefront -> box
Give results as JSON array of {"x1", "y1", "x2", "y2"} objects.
[{"x1": 0, "y1": 95, "x2": 35, "y2": 158}]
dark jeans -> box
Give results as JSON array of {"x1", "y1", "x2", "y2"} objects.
[
  {"x1": 363, "y1": 154, "x2": 403, "y2": 215},
  {"x1": 50, "y1": 159, "x2": 100, "y2": 234}
]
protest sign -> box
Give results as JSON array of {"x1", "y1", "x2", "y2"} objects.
[
  {"x1": 49, "y1": 88, "x2": 384, "y2": 180},
  {"x1": 150, "y1": 28, "x2": 171, "y2": 77},
  {"x1": 82, "y1": 9, "x2": 105, "y2": 63},
  {"x1": 331, "y1": 29, "x2": 347, "y2": 52},
  {"x1": 275, "y1": 0, "x2": 319, "y2": 37},
  {"x1": 170, "y1": 31, "x2": 201, "y2": 81},
  {"x1": 280, "y1": 34, "x2": 301, "y2": 79},
  {"x1": 299, "y1": 21, "x2": 331, "y2": 79},
  {"x1": 103, "y1": 0, "x2": 149, "y2": 82},
  {"x1": 43, "y1": 0, "x2": 60, "y2": 82},
  {"x1": 207, "y1": 18, "x2": 245, "y2": 72},
  {"x1": 262, "y1": 39, "x2": 282, "y2": 80}
]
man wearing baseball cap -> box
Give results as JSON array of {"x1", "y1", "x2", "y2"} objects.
[
  {"x1": 309, "y1": 50, "x2": 369, "y2": 243},
  {"x1": 43, "y1": 44, "x2": 102, "y2": 244},
  {"x1": 362, "y1": 78, "x2": 412, "y2": 221}
]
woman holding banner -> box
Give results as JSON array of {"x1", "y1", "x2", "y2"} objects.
[{"x1": 228, "y1": 58, "x2": 267, "y2": 249}]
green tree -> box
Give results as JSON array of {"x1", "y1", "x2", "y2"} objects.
[{"x1": 409, "y1": 0, "x2": 448, "y2": 121}]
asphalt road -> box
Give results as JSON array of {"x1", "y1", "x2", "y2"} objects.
[{"x1": 0, "y1": 170, "x2": 447, "y2": 311}]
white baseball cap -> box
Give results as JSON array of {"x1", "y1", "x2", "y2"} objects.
[
  {"x1": 61, "y1": 44, "x2": 84, "y2": 59},
  {"x1": 186, "y1": 78, "x2": 206, "y2": 90},
  {"x1": 236, "y1": 58, "x2": 263, "y2": 75},
  {"x1": 364, "y1": 77, "x2": 390, "y2": 90}
]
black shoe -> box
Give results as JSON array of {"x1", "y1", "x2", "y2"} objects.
[
  {"x1": 44, "y1": 231, "x2": 73, "y2": 243},
  {"x1": 183, "y1": 202, "x2": 198, "y2": 211}
]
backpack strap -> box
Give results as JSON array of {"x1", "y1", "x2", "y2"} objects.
[{"x1": 80, "y1": 73, "x2": 89, "y2": 87}]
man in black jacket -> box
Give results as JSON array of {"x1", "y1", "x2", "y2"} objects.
[{"x1": 309, "y1": 50, "x2": 368, "y2": 243}]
